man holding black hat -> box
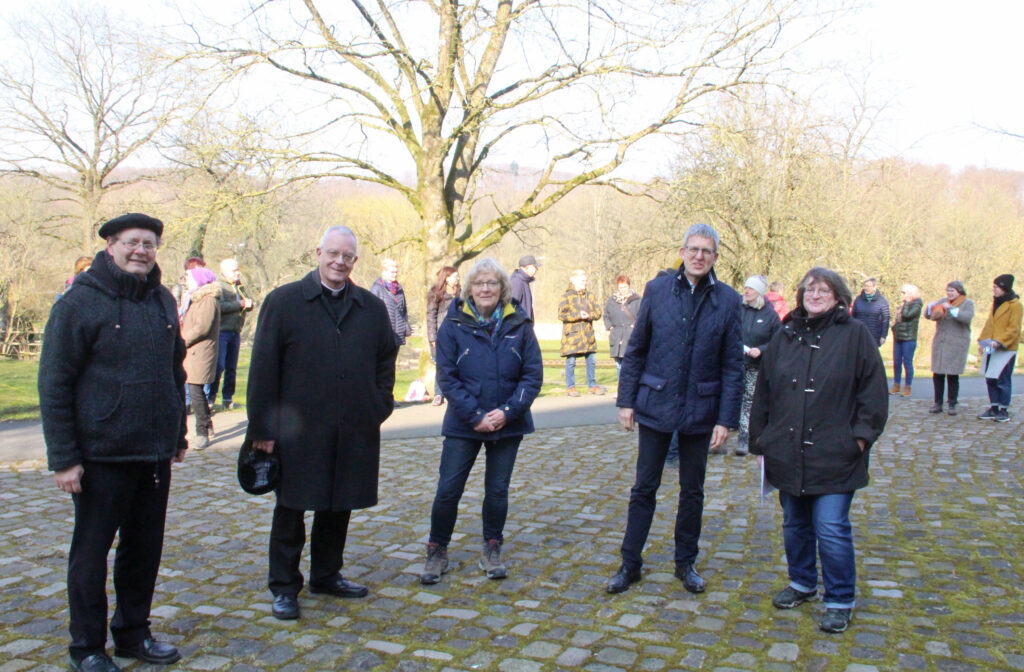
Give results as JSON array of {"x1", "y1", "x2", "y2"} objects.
[
  {"x1": 246, "y1": 225, "x2": 398, "y2": 621},
  {"x1": 39, "y1": 213, "x2": 187, "y2": 672},
  {"x1": 511, "y1": 254, "x2": 541, "y2": 320},
  {"x1": 977, "y1": 274, "x2": 1022, "y2": 422}
]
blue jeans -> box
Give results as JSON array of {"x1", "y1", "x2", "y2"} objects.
[
  {"x1": 429, "y1": 435, "x2": 522, "y2": 546},
  {"x1": 565, "y1": 353, "x2": 597, "y2": 389},
  {"x1": 779, "y1": 491, "x2": 856, "y2": 609},
  {"x1": 892, "y1": 339, "x2": 917, "y2": 385},
  {"x1": 986, "y1": 352, "x2": 1016, "y2": 408},
  {"x1": 621, "y1": 425, "x2": 709, "y2": 569},
  {"x1": 210, "y1": 331, "x2": 241, "y2": 405}
]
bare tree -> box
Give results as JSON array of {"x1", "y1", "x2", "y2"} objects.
[
  {"x1": 189, "y1": 0, "x2": 846, "y2": 274},
  {"x1": 0, "y1": 5, "x2": 196, "y2": 252}
]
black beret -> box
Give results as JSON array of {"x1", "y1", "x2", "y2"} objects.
[
  {"x1": 97, "y1": 213, "x2": 164, "y2": 239},
  {"x1": 237, "y1": 439, "x2": 280, "y2": 496}
]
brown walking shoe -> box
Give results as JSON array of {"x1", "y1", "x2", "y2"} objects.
[{"x1": 566, "y1": 387, "x2": 580, "y2": 397}]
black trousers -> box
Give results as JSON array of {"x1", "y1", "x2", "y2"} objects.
[
  {"x1": 268, "y1": 503, "x2": 351, "y2": 596},
  {"x1": 187, "y1": 383, "x2": 212, "y2": 437},
  {"x1": 68, "y1": 460, "x2": 171, "y2": 662},
  {"x1": 621, "y1": 424, "x2": 710, "y2": 570},
  {"x1": 933, "y1": 373, "x2": 960, "y2": 404}
]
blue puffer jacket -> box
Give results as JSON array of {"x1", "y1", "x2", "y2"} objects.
[
  {"x1": 617, "y1": 268, "x2": 744, "y2": 433},
  {"x1": 437, "y1": 298, "x2": 543, "y2": 440},
  {"x1": 851, "y1": 291, "x2": 890, "y2": 345}
]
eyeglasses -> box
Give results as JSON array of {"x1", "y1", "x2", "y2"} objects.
[
  {"x1": 684, "y1": 246, "x2": 716, "y2": 257},
  {"x1": 804, "y1": 287, "x2": 833, "y2": 297},
  {"x1": 118, "y1": 239, "x2": 158, "y2": 252},
  {"x1": 472, "y1": 280, "x2": 500, "y2": 289},
  {"x1": 323, "y1": 250, "x2": 357, "y2": 264}
]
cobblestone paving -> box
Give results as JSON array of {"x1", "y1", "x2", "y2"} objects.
[{"x1": 2, "y1": 399, "x2": 1022, "y2": 671}]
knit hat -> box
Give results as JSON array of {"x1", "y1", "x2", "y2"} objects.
[
  {"x1": 188, "y1": 267, "x2": 217, "y2": 287},
  {"x1": 744, "y1": 275, "x2": 768, "y2": 297},
  {"x1": 994, "y1": 274, "x2": 1015, "y2": 292},
  {"x1": 946, "y1": 280, "x2": 966, "y2": 296}
]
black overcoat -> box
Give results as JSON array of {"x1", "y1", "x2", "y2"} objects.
[
  {"x1": 749, "y1": 307, "x2": 889, "y2": 496},
  {"x1": 245, "y1": 270, "x2": 398, "y2": 511}
]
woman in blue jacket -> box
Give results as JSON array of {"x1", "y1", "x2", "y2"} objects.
[{"x1": 420, "y1": 257, "x2": 543, "y2": 584}]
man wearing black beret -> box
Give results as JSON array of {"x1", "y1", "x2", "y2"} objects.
[{"x1": 39, "y1": 213, "x2": 188, "y2": 672}]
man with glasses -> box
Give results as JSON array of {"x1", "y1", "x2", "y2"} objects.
[
  {"x1": 246, "y1": 225, "x2": 398, "y2": 622},
  {"x1": 39, "y1": 213, "x2": 188, "y2": 672},
  {"x1": 607, "y1": 223, "x2": 743, "y2": 595}
]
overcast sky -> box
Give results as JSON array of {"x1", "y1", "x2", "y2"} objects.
[{"x1": 2, "y1": 0, "x2": 1021, "y2": 174}]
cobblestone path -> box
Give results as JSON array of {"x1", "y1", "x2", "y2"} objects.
[{"x1": 2, "y1": 399, "x2": 1022, "y2": 671}]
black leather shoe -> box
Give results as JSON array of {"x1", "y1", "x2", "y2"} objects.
[
  {"x1": 71, "y1": 653, "x2": 122, "y2": 672},
  {"x1": 309, "y1": 575, "x2": 369, "y2": 598},
  {"x1": 675, "y1": 563, "x2": 705, "y2": 593},
  {"x1": 606, "y1": 565, "x2": 641, "y2": 594},
  {"x1": 113, "y1": 638, "x2": 180, "y2": 665},
  {"x1": 272, "y1": 594, "x2": 300, "y2": 620}
]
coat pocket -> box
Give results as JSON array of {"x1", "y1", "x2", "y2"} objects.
[
  {"x1": 696, "y1": 380, "x2": 721, "y2": 396},
  {"x1": 636, "y1": 372, "x2": 668, "y2": 415}
]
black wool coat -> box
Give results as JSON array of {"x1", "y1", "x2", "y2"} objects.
[
  {"x1": 39, "y1": 250, "x2": 187, "y2": 472},
  {"x1": 749, "y1": 307, "x2": 889, "y2": 496},
  {"x1": 246, "y1": 270, "x2": 398, "y2": 511}
]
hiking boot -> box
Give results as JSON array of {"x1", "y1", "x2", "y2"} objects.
[
  {"x1": 566, "y1": 387, "x2": 580, "y2": 397},
  {"x1": 420, "y1": 543, "x2": 449, "y2": 585},
  {"x1": 889, "y1": 383, "x2": 900, "y2": 395},
  {"x1": 947, "y1": 401, "x2": 958, "y2": 416},
  {"x1": 900, "y1": 385, "x2": 912, "y2": 397},
  {"x1": 928, "y1": 403, "x2": 943, "y2": 414},
  {"x1": 772, "y1": 585, "x2": 817, "y2": 609},
  {"x1": 994, "y1": 408, "x2": 1010, "y2": 423},
  {"x1": 819, "y1": 607, "x2": 853, "y2": 633},
  {"x1": 479, "y1": 539, "x2": 507, "y2": 579},
  {"x1": 222, "y1": 401, "x2": 235, "y2": 411},
  {"x1": 978, "y1": 406, "x2": 998, "y2": 420},
  {"x1": 589, "y1": 385, "x2": 606, "y2": 395}
]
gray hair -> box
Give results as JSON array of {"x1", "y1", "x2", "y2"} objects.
[
  {"x1": 683, "y1": 223, "x2": 720, "y2": 252},
  {"x1": 320, "y1": 225, "x2": 358, "y2": 251},
  {"x1": 461, "y1": 257, "x2": 512, "y2": 304}
]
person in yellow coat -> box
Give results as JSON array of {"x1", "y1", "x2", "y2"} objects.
[{"x1": 977, "y1": 274, "x2": 1022, "y2": 422}]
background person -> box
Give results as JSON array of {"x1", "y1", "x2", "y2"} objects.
[
  {"x1": 210, "y1": 258, "x2": 254, "y2": 410},
  {"x1": 925, "y1": 281, "x2": 974, "y2": 415},
  {"x1": 246, "y1": 225, "x2": 398, "y2": 621},
  {"x1": 890, "y1": 284, "x2": 923, "y2": 396},
  {"x1": 426, "y1": 266, "x2": 461, "y2": 406},
  {"x1": 558, "y1": 269, "x2": 604, "y2": 396},
  {"x1": 765, "y1": 280, "x2": 789, "y2": 319},
  {"x1": 180, "y1": 267, "x2": 221, "y2": 450},
  {"x1": 750, "y1": 267, "x2": 888, "y2": 635},
  {"x1": 421, "y1": 257, "x2": 543, "y2": 584},
  {"x1": 977, "y1": 274, "x2": 1022, "y2": 422},
  {"x1": 851, "y1": 277, "x2": 890, "y2": 348},
  {"x1": 370, "y1": 258, "x2": 413, "y2": 347},
  {"x1": 509, "y1": 254, "x2": 540, "y2": 321},
  {"x1": 39, "y1": 213, "x2": 187, "y2": 672},
  {"x1": 735, "y1": 275, "x2": 781, "y2": 456},
  {"x1": 603, "y1": 274, "x2": 641, "y2": 379}
]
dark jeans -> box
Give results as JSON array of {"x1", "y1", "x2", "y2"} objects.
[
  {"x1": 892, "y1": 339, "x2": 917, "y2": 385},
  {"x1": 210, "y1": 330, "x2": 241, "y2": 405},
  {"x1": 429, "y1": 435, "x2": 521, "y2": 546},
  {"x1": 268, "y1": 504, "x2": 351, "y2": 597},
  {"x1": 986, "y1": 353, "x2": 1016, "y2": 408},
  {"x1": 933, "y1": 373, "x2": 960, "y2": 404},
  {"x1": 779, "y1": 490, "x2": 856, "y2": 609},
  {"x1": 68, "y1": 460, "x2": 171, "y2": 662},
  {"x1": 187, "y1": 383, "x2": 212, "y2": 437},
  {"x1": 620, "y1": 425, "x2": 710, "y2": 570}
]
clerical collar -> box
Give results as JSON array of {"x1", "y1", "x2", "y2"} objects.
[{"x1": 322, "y1": 281, "x2": 347, "y2": 297}]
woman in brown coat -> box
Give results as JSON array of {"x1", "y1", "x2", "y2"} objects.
[
  {"x1": 925, "y1": 281, "x2": 974, "y2": 415},
  {"x1": 558, "y1": 269, "x2": 603, "y2": 396},
  {"x1": 181, "y1": 267, "x2": 221, "y2": 449}
]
